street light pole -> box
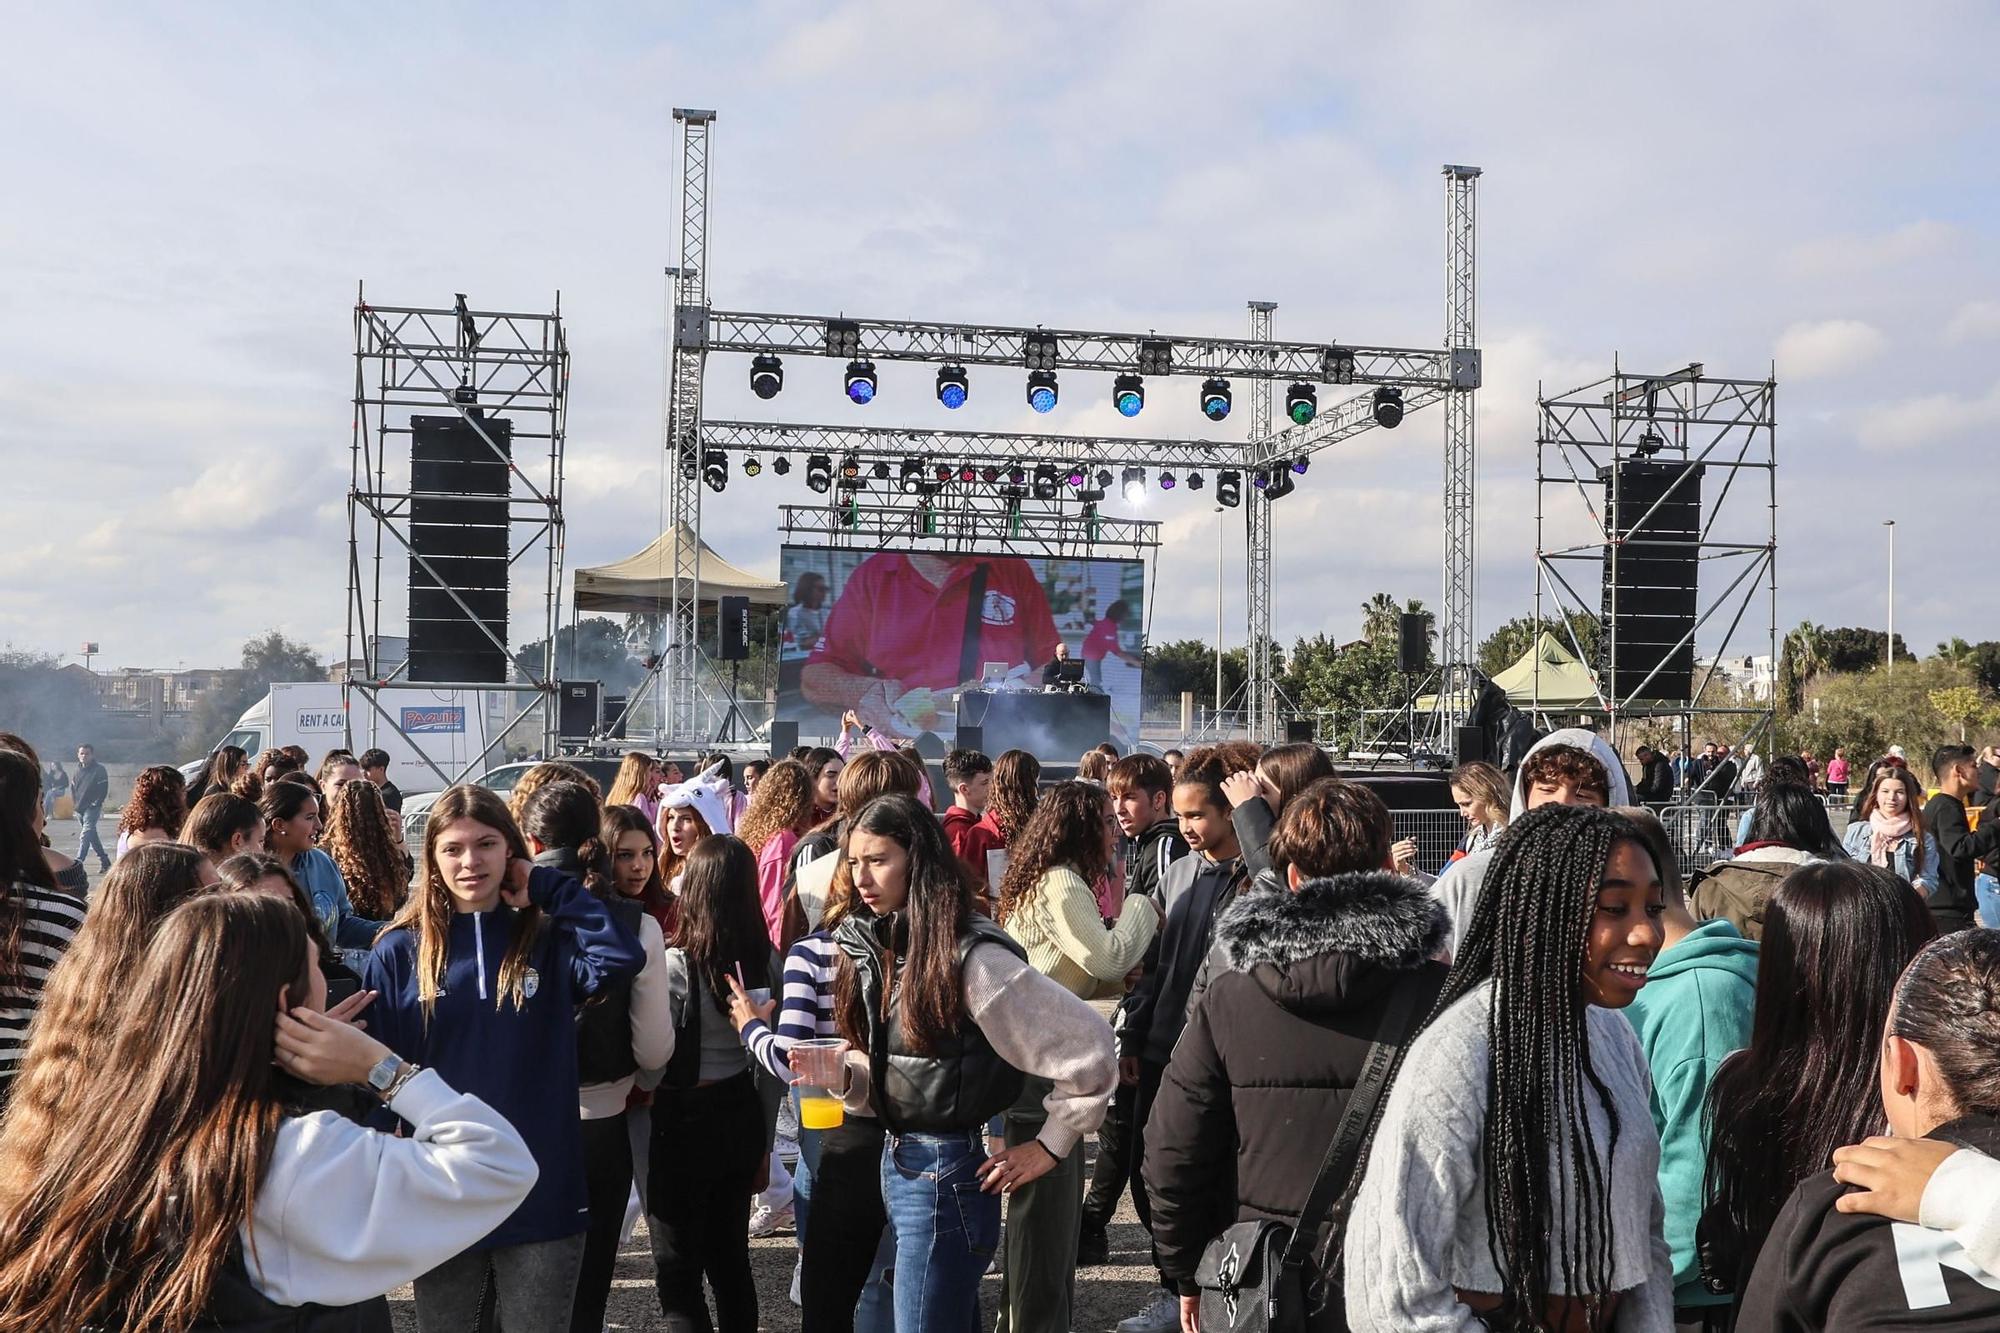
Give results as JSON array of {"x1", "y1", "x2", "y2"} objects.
[{"x1": 1884, "y1": 519, "x2": 1896, "y2": 676}]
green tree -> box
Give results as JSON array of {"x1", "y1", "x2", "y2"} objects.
[
  {"x1": 1817, "y1": 626, "x2": 1913, "y2": 674},
  {"x1": 181, "y1": 630, "x2": 326, "y2": 759},
  {"x1": 1968, "y1": 642, "x2": 2000, "y2": 695},
  {"x1": 1937, "y1": 638, "x2": 1977, "y2": 668},
  {"x1": 1784, "y1": 659, "x2": 1987, "y2": 763},
  {"x1": 1143, "y1": 639, "x2": 1235, "y2": 708},
  {"x1": 1929, "y1": 686, "x2": 1991, "y2": 743},
  {"x1": 1477, "y1": 612, "x2": 1603, "y2": 677}
]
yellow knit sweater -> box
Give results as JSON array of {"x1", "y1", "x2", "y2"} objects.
[{"x1": 1004, "y1": 866, "x2": 1158, "y2": 1000}]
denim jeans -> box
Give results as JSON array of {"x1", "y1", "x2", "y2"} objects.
[
  {"x1": 792, "y1": 1085, "x2": 823, "y2": 1240},
  {"x1": 1977, "y1": 873, "x2": 2000, "y2": 930},
  {"x1": 75, "y1": 806, "x2": 108, "y2": 867},
  {"x1": 879, "y1": 1128, "x2": 997, "y2": 1333},
  {"x1": 413, "y1": 1233, "x2": 586, "y2": 1333}
]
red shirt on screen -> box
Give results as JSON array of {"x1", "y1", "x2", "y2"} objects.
[
  {"x1": 807, "y1": 553, "x2": 1060, "y2": 691},
  {"x1": 1081, "y1": 616, "x2": 1123, "y2": 662}
]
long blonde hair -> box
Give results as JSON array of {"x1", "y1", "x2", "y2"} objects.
[
  {"x1": 505, "y1": 761, "x2": 602, "y2": 825},
  {"x1": 387, "y1": 785, "x2": 542, "y2": 1017},
  {"x1": 604, "y1": 752, "x2": 657, "y2": 809}
]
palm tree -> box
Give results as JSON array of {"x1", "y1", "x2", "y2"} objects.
[
  {"x1": 1361, "y1": 594, "x2": 1430, "y2": 644},
  {"x1": 1937, "y1": 637, "x2": 1975, "y2": 667}
]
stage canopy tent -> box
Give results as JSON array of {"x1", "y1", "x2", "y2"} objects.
[
  {"x1": 1491, "y1": 631, "x2": 1602, "y2": 710},
  {"x1": 573, "y1": 523, "x2": 788, "y2": 614}
]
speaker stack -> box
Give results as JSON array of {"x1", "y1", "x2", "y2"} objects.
[
  {"x1": 408, "y1": 414, "x2": 513, "y2": 684},
  {"x1": 1598, "y1": 460, "x2": 1703, "y2": 703}
]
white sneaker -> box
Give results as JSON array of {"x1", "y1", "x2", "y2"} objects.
[
  {"x1": 1115, "y1": 1292, "x2": 1180, "y2": 1333},
  {"x1": 748, "y1": 1198, "x2": 794, "y2": 1237},
  {"x1": 789, "y1": 1256, "x2": 803, "y2": 1307}
]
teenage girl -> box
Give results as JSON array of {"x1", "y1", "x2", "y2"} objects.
[
  {"x1": 0, "y1": 893, "x2": 537, "y2": 1329},
  {"x1": 362, "y1": 783, "x2": 644, "y2": 1330}
]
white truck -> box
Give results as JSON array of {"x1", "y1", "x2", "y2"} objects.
[{"x1": 194, "y1": 683, "x2": 517, "y2": 796}]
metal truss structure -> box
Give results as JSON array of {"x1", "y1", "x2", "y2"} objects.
[
  {"x1": 664, "y1": 108, "x2": 1480, "y2": 746},
  {"x1": 780, "y1": 499, "x2": 1159, "y2": 558},
  {"x1": 1534, "y1": 362, "x2": 1777, "y2": 749},
  {"x1": 345, "y1": 287, "x2": 569, "y2": 783}
]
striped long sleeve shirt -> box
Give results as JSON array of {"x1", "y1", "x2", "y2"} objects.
[
  {"x1": 740, "y1": 931, "x2": 839, "y2": 1083},
  {"x1": 0, "y1": 879, "x2": 90, "y2": 1091}
]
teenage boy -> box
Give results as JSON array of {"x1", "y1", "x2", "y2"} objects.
[
  {"x1": 1429, "y1": 727, "x2": 1629, "y2": 958},
  {"x1": 358, "y1": 748, "x2": 402, "y2": 814},
  {"x1": 1924, "y1": 745, "x2": 2000, "y2": 934},
  {"x1": 1081, "y1": 754, "x2": 1190, "y2": 1266},
  {"x1": 940, "y1": 747, "x2": 994, "y2": 869},
  {"x1": 1109, "y1": 749, "x2": 1249, "y2": 1333}
]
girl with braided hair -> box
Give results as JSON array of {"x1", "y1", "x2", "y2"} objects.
[{"x1": 1345, "y1": 802, "x2": 1674, "y2": 1331}]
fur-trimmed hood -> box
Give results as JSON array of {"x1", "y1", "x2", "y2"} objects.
[
  {"x1": 1211, "y1": 870, "x2": 1447, "y2": 1020},
  {"x1": 1217, "y1": 869, "x2": 1446, "y2": 973}
]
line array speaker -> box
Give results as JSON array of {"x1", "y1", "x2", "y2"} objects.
[
  {"x1": 1598, "y1": 460, "x2": 1704, "y2": 703},
  {"x1": 408, "y1": 414, "x2": 513, "y2": 684}
]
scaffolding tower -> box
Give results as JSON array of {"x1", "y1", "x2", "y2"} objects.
[{"x1": 345, "y1": 287, "x2": 569, "y2": 784}]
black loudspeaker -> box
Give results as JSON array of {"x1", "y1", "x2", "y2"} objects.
[
  {"x1": 769, "y1": 720, "x2": 799, "y2": 759},
  {"x1": 1286, "y1": 719, "x2": 1315, "y2": 743},
  {"x1": 557, "y1": 681, "x2": 600, "y2": 738},
  {"x1": 1598, "y1": 461, "x2": 1704, "y2": 703},
  {"x1": 1456, "y1": 726, "x2": 1487, "y2": 765},
  {"x1": 718, "y1": 596, "x2": 751, "y2": 662},
  {"x1": 408, "y1": 414, "x2": 513, "y2": 684},
  {"x1": 1397, "y1": 613, "x2": 1428, "y2": 673},
  {"x1": 955, "y1": 724, "x2": 985, "y2": 755},
  {"x1": 601, "y1": 694, "x2": 628, "y2": 741}
]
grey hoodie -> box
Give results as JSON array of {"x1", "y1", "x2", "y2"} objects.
[{"x1": 1428, "y1": 727, "x2": 1632, "y2": 960}]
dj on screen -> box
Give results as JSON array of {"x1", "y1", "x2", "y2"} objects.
[{"x1": 800, "y1": 551, "x2": 1059, "y2": 736}]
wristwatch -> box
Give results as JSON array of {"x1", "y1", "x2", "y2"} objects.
[{"x1": 365, "y1": 1053, "x2": 419, "y2": 1102}]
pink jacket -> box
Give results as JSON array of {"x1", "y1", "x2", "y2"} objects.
[{"x1": 756, "y1": 829, "x2": 800, "y2": 948}]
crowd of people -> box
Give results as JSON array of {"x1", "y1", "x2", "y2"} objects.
[{"x1": 1, "y1": 722, "x2": 1999, "y2": 1332}]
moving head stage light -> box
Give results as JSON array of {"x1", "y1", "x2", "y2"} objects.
[{"x1": 749, "y1": 354, "x2": 784, "y2": 400}]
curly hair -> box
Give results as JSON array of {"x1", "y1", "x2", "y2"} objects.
[
  {"x1": 323, "y1": 779, "x2": 409, "y2": 920},
  {"x1": 735, "y1": 759, "x2": 814, "y2": 855},
  {"x1": 986, "y1": 750, "x2": 1043, "y2": 843},
  {"x1": 505, "y1": 760, "x2": 603, "y2": 825},
  {"x1": 995, "y1": 781, "x2": 1113, "y2": 925},
  {"x1": 116, "y1": 765, "x2": 187, "y2": 838}
]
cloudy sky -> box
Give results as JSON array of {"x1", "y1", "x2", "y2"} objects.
[{"x1": 4, "y1": 2, "x2": 1995, "y2": 675}]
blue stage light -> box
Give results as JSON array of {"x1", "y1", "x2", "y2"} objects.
[
  {"x1": 936, "y1": 364, "x2": 969, "y2": 409},
  {"x1": 844, "y1": 360, "x2": 878, "y2": 405},
  {"x1": 1113, "y1": 373, "x2": 1145, "y2": 418},
  {"x1": 1200, "y1": 377, "x2": 1232, "y2": 422},
  {"x1": 1027, "y1": 370, "x2": 1059, "y2": 413}
]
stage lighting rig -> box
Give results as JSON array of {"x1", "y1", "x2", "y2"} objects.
[
  {"x1": 844, "y1": 360, "x2": 878, "y2": 405},
  {"x1": 805, "y1": 454, "x2": 833, "y2": 493},
  {"x1": 1323, "y1": 346, "x2": 1357, "y2": 385},
  {"x1": 1217, "y1": 470, "x2": 1242, "y2": 507},
  {"x1": 1121, "y1": 467, "x2": 1145, "y2": 503},
  {"x1": 1200, "y1": 378, "x2": 1232, "y2": 422},
  {"x1": 1113, "y1": 374, "x2": 1145, "y2": 418},
  {"x1": 749, "y1": 354, "x2": 784, "y2": 400},
  {"x1": 1159, "y1": 471, "x2": 1177, "y2": 491},
  {"x1": 900, "y1": 457, "x2": 924, "y2": 493},
  {"x1": 1137, "y1": 339, "x2": 1174, "y2": 375},
  {"x1": 742, "y1": 454, "x2": 763, "y2": 478},
  {"x1": 934, "y1": 463, "x2": 953, "y2": 484},
  {"x1": 959, "y1": 462, "x2": 978, "y2": 483},
  {"x1": 981, "y1": 464, "x2": 1001, "y2": 484},
  {"x1": 772, "y1": 456, "x2": 792, "y2": 476},
  {"x1": 1264, "y1": 468, "x2": 1296, "y2": 501},
  {"x1": 1186, "y1": 471, "x2": 1204, "y2": 492},
  {"x1": 1032, "y1": 464, "x2": 1060, "y2": 500},
  {"x1": 936, "y1": 364, "x2": 969, "y2": 409},
  {"x1": 1286, "y1": 381, "x2": 1317, "y2": 425},
  {"x1": 1027, "y1": 370, "x2": 1059, "y2": 413},
  {"x1": 1291, "y1": 457, "x2": 1310, "y2": 475},
  {"x1": 1094, "y1": 468, "x2": 1114, "y2": 490},
  {"x1": 871, "y1": 460, "x2": 890, "y2": 480},
  {"x1": 1065, "y1": 464, "x2": 1087, "y2": 490},
  {"x1": 701, "y1": 449, "x2": 729, "y2": 493},
  {"x1": 1023, "y1": 332, "x2": 1059, "y2": 371},
  {"x1": 1007, "y1": 463, "x2": 1028, "y2": 486},
  {"x1": 1372, "y1": 386, "x2": 1404, "y2": 428},
  {"x1": 679, "y1": 449, "x2": 697, "y2": 482},
  {"x1": 825, "y1": 318, "x2": 862, "y2": 358},
  {"x1": 839, "y1": 453, "x2": 862, "y2": 481}
]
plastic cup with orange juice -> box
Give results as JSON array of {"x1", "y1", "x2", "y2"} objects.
[{"x1": 791, "y1": 1037, "x2": 850, "y2": 1130}]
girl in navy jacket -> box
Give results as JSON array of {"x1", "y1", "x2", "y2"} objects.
[{"x1": 363, "y1": 783, "x2": 643, "y2": 1330}]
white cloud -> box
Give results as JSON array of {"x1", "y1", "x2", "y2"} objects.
[
  {"x1": 1783, "y1": 221, "x2": 1961, "y2": 277},
  {"x1": 1852, "y1": 382, "x2": 2000, "y2": 452},
  {"x1": 1945, "y1": 300, "x2": 2000, "y2": 344},
  {"x1": 1774, "y1": 319, "x2": 1888, "y2": 380}
]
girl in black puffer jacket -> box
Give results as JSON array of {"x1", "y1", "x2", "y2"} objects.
[{"x1": 1143, "y1": 777, "x2": 1449, "y2": 1331}]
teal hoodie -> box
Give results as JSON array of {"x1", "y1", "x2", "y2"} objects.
[{"x1": 1622, "y1": 917, "x2": 1759, "y2": 1308}]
